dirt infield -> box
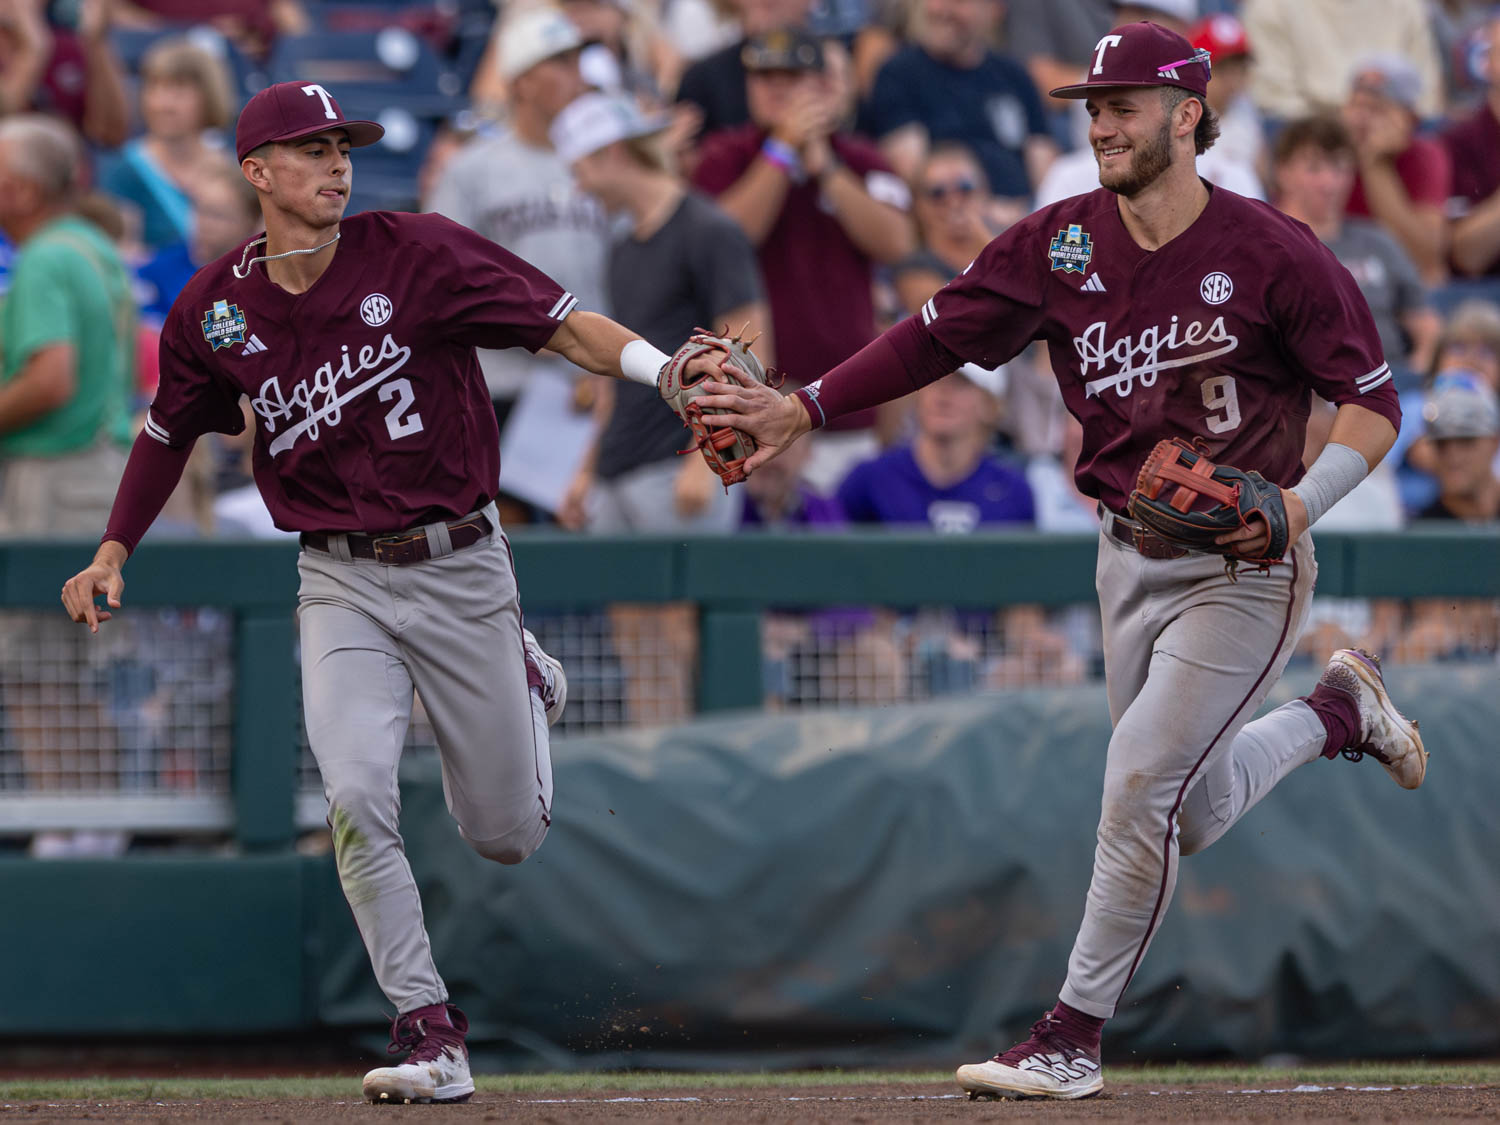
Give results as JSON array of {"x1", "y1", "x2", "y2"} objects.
[{"x1": 7, "y1": 1081, "x2": 1500, "y2": 1123}]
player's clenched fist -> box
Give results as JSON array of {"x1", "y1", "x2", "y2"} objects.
[{"x1": 61, "y1": 541, "x2": 128, "y2": 634}]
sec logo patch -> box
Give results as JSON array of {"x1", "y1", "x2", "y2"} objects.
[
  {"x1": 1200, "y1": 272, "x2": 1233, "y2": 305},
  {"x1": 360, "y1": 293, "x2": 393, "y2": 326}
]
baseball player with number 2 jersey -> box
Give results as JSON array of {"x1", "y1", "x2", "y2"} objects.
[
  {"x1": 704, "y1": 22, "x2": 1428, "y2": 1100},
  {"x1": 61, "y1": 81, "x2": 710, "y2": 1105}
]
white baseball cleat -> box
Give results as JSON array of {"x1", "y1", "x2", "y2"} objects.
[
  {"x1": 362, "y1": 1003, "x2": 475, "y2": 1105},
  {"x1": 523, "y1": 627, "x2": 568, "y2": 726},
  {"x1": 1320, "y1": 648, "x2": 1427, "y2": 790},
  {"x1": 955, "y1": 1011, "x2": 1103, "y2": 1101}
]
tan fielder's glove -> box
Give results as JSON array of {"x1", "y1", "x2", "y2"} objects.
[{"x1": 658, "y1": 328, "x2": 777, "y2": 487}]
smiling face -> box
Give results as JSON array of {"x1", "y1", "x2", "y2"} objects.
[
  {"x1": 914, "y1": 148, "x2": 988, "y2": 245},
  {"x1": 243, "y1": 131, "x2": 352, "y2": 232},
  {"x1": 1085, "y1": 87, "x2": 1182, "y2": 197}
]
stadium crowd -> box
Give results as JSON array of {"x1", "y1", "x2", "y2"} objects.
[{"x1": 0, "y1": 0, "x2": 1498, "y2": 800}]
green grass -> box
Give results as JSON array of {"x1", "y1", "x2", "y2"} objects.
[{"x1": 3, "y1": 1062, "x2": 1497, "y2": 1102}]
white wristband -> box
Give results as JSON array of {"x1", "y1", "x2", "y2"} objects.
[
  {"x1": 1290, "y1": 441, "x2": 1368, "y2": 527},
  {"x1": 620, "y1": 338, "x2": 672, "y2": 387}
]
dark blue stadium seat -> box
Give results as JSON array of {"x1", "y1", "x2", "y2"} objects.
[
  {"x1": 344, "y1": 109, "x2": 434, "y2": 215},
  {"x1": 109, "y1": 24, "x2": 265, "y2": 105},
  {"x1": 266, "y1": 29, "x2": 465, "y2": 121}
]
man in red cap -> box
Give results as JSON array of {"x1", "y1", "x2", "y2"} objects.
[
  {"x1": 699, "y1": 21, "x2": 1425, "y2": 1099},
  {"x1": 59, "y1": 80, "x2": 716, "y2": 1105}
]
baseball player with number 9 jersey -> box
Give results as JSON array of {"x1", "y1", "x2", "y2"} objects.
[
  {"x1": 61, "y1": 81, "x2": 722, "y2": 1104},
  {"x1": 701, "y1": 21, "x2": 1428, "y2": 1100}
]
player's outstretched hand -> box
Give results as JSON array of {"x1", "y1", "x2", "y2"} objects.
[
  {"x1": 695, "y1": 359, "x2": 812, "y2": 476},
  {"x1": 61, "y1": 542, "x2": 127, "y2": 634}
]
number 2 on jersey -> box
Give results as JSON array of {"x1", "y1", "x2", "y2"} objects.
[
  {"x1": 1201, "y1": 375, "x2": 1241, "y2": 433},
  {"x1": 380, "y1": 377, "x2": 424, "y2": 440}
]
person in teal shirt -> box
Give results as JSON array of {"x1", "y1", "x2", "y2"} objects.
[{"x1": 0, "y1": 114, "x2": 136, "y2": 535}]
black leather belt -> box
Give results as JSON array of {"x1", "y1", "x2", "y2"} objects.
[
  {"x1": 300, "y1": 512, "x2": 493, "y2": 565},
  {"x1": 1100, "y1": 506, "x2": 1188, "y2": 560}
]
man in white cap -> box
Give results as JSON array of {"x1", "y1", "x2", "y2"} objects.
[
  {"x1": 549, "y1": 90, "x2": 766, "y2": 535},
  {"x1": 548, "y1": 90, "x2": 768, "y2": 723},
  {"x1": 427, "y1": 6, "x2": 610, "y2": 520}
]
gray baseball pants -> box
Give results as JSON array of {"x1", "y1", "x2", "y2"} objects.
[
  {"x1": 1059, "y1": 521, "x2": 1323, "y2": 1019},
  {"x1": 297, "y1": 509, "x2": 552, "y2": 1012}
]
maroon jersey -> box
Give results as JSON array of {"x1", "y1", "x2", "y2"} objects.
[
  {"x1": 922, "y1": 184, "x2": 1401, "y2": 514},
  {"x1": 148, "y1": 211, "x2": 572, "y2": 533}
]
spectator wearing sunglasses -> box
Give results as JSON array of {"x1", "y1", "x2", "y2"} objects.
[{"x1": 890, "y1": 143, "x2": 1002, "y2": 318}]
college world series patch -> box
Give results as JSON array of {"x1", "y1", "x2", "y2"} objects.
[
  {"x1": 1048, "y1": 224, "x2": 1093, "y2": 274},
  {"x1": 202, "y1": 300, "x2": 248, "y2": 351}
]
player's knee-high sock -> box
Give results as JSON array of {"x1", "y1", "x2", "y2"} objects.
[{"x1": 1177, "y1": 700, "x2": 1326, "y2": 856}]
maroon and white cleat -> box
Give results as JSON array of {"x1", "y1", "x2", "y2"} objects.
[
  {"x1": 1320, "y1": 648, "x2": 1427, "y2": 789},
  {"x1": 362, "y1": 1003, "x2": 474, "y2": 1105},
  {"x1": 955, "y1": 1010, "x2": 1103, "y2": 1100}
]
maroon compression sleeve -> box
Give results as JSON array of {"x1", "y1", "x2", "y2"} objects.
[
  {"x1": 791, "y1": 316, "x2": 962, "y2": 428},
  {"x1": 101, "y1": 431, "x2": 195, "y2": 556}
]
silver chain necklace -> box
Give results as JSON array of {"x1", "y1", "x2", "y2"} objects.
[{"x1": 232, "y1": 232, "x2": 341, "y2": 279}]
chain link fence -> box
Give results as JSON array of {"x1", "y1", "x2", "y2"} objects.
[{"x1": 4, "y1": 594, "x2": 1495, "y2": 843}]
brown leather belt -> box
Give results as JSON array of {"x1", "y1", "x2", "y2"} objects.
[
  {"x1": 300, "y1": 512, "x2": 493, "y2": 565},
  {"x1": 1100, "y1": 505, "x2": 1188, "y2": 560}
]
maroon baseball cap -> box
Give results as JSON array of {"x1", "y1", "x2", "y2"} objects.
[
  {"x1": 1049, "y1": 22, "x2": 1212, "y2": 99},
  {"x1": 235, "y1": 81, "x2": 384, "y2": 162}
]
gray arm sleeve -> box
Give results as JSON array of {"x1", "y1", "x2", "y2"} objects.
[{"x1": 1291, "y1": 441, "x2": 1369, "y2": 526}]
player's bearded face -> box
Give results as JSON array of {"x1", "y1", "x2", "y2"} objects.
[
  {"x1": 1090, "y1": 94, "x2": 1175, "y2": 198},
  {"x1": 1095, "y1": 115, "x2": 1173, "y2": 196}
]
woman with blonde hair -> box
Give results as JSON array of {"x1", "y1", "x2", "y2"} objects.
[{"x1": 98, "y1": 36, "x2": 234, "y2": 250}]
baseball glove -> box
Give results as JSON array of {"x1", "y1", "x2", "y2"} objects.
[
  {"x1": 1127, "y1": 438, "x2": 1289, "y2": 576},
  {"x1": 659, "y1": 327, "x2": 779, "y2": 487}
]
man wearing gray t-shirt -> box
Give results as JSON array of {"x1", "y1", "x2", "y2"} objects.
[
  {"x1": 550, "y1": 91, "x2": 769, "y2": 535},
  {"x1": 1271, "y1": 114, "x2": 1439, "y2": 377},
  {"x1": 427, "y1": 8, "x2": 611, "y2": 516}
]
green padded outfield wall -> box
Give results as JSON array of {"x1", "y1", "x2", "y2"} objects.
[{"x1": 311, "y1": 662, "x2": 1500, "y2": 1067}]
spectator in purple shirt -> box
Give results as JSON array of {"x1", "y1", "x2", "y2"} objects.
[
  {"x1": 835, "y1": 365, "x2": 1082, "y2": 690},
  {"x1": 836, "y1": 365, "x2": 1034, "y2": 531}
]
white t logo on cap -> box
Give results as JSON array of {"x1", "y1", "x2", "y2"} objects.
[
  {"x1": 303, "y1": 83, "x2": 338, "y2": 120},
  {"x1": 1092, "y1": 34, "x2": 1124, "y2": 75}
]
